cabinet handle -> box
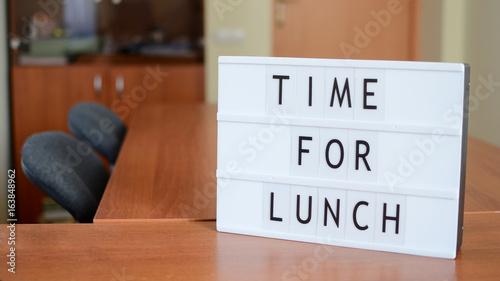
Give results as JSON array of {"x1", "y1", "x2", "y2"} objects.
[
  {"x1": 93, "y1": 74, "x2": 102, "y2": 97},
  {"x1": 115, "y1": 75, "x2": 124, "y2": 98},
  {"x1": 276, "y1": 0, "x2": 287, "y2": 27}
]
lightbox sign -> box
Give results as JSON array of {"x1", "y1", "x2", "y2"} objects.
[{"x1": 216, "y1": 56, "x2": 469, "y2": 259}]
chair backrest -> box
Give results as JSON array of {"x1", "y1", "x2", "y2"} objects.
[
  {"x1": 21, "y1": 131, "x2": 109, "y2": 223},
  {"x1": 68, "y1": 102, "x2": 127, "y2": 164}
]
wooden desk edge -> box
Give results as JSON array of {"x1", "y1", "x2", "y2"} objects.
[{"x1": 93, "y1": 218, "x2": 216, "y2": 224}]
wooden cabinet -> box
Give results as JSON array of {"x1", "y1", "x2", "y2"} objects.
[
  {"x1": 273, "y1": 0, "x2": 419, "y2": 61},
  {"x1": 12, "y1": 65, "x2": 105, "y2": 223},
  {"x1": 108, "y1": 64, "x2": 204, "y2": 123},
  {"x1": 11, "y1": 63, "x2": 204, "y2": 223}
]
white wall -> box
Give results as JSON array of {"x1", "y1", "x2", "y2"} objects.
[
  {"x1": 205, "y1": 0, "x2": 500, "y2": 147},
  {"x1": 420, "y1": 0, "x2": 500, "y2": 147},
  {"x1": 418, "y1": 0, "x2": 442, "y2": 62},
  {"x1": 463, "y1": 0, "x2": 500, "y2": 147},
  {"x1": 0, "y1": 0, "x2": 10, "y2": 223},
  {"x1": 204, "y1": 0, "x2": 272, "y2": 103},
  {"x1": 440, "y1": 0, "x2": 466, "y2": 63}
]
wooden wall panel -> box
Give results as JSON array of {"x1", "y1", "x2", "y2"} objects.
[{"x1": 273, "y1": 0, "x2": 419, "y2": 61}]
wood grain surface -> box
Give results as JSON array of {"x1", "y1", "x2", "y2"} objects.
[
  {"x1": 465, "y1": 137, "x2": 500, "y2": 212},
  {"x1": 94, "y1": 103, "x2": 217, "y2": 222},
  {"x1": 4, "y1": 104, "x2": 500, "y2": 280},
  {"x1": 1, "y1": 213, "x2": 500, "y2": 280},
  {"x1": 95, "y1": 103, "x2": 500, "y2": 223},
  {"x1": 273, "y1": 0, "x2": 419, "y2": 61}
]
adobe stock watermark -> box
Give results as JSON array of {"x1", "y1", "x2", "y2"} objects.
[
  {"x1": 6, "y1": 169, "x2": 17, "y2": 274},
  {"x1": 384, "y1": 73, "x2": 500, "y2": 188},
  {"x1": 449, "y1": 74, "x2": 500, "y2": 117},
  {"x1": 52, "y1": 138, "x2": 96, "y2": 181},
  {"x1": 10, "y1": 0, "x2": 65, "y2": 45},
  {"x1": 110, "y1": 267, "x2": 135, "y2": 281},
  {"x1": 281, "y1": 237, "x2": 336, "y2": 281},
  {"x1": 212, "y1": 0, "x2": 244, "y2": 21},
  {"x1": 111, "y1": 65, "x2": 170, "y2": 121},
  {"x1": 237, "y1": 108, "x2": 290, "y2": 162},
  {"x1": 178, "y1": 108, "x2": 290, "y2": 216},
  {"x1": 383, "y1": 128, "x2": 447, "y2": 188},
  {"x1": 53, "y1": 65, "x2": 168, "y2": 179},
  {"x1": 339, "y1": 0, "x2": 406, "y2": 59},
  {"x1": 53, "y1": 115, "x2": 117, "y2": 179}
]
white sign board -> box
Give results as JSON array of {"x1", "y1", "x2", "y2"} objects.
[{"x1": 216, "y1": 56, "x2": 469, "y2": 259}]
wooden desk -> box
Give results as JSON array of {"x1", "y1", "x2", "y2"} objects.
[
  {"x1": 465, "y1": 137, "x2": 500, "y2": 212},
  {"x1": 3, "y1": 103, "x2": 500, "y2": 279},
  {"x1": 94, "y1": 103, "x2": 217, "y2": 222},
  {"x1": 2, "y1": 213, "x2": 500, "y2": 280},
  {"x1": 94, "y1": 102, "x2": 500, "y2": 223}
]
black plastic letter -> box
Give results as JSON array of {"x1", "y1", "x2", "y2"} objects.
[
  {"x1": 324, "y1": 198, "x2": 340, "y2": 227},
  {"x1": 270, "y1": 192, "x2": 283, "y2": 222},
  {"x1": 298, "y1": 136, "x2": 313, "y2": 166},
  {"x1": 273, "y1": 75, "x2": 290, "y2": 105},
  {"x1": 330, "y1": 78, "x2": 352, "y2": 108},
  {"x1": 325, "y1": 139, "x2": 344, "y2": 169},
  {"x1": 353, "y1": 201, "x2": 369, "y2": 231},
  {"x1": 355, "y1": 140, "x2": 371, "y2": 171},
  {"x1": 363, "y1": 78, "x2": 377, "y2": 110},
  {"x1": 382, "y1": 203, "x2": 400, "y2": 234},
  {"x1": 296, "y1": 195, "x2": 312, "y2": 224}
]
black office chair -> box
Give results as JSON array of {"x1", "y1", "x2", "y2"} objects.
[
  {"x1": 68, "y1": 102, "x2": 127, "y2": 166},
  {"x1": 21, "y1": 131, "x2": 109, "y2": 223}
]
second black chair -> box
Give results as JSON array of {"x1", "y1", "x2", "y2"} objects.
[{"x1": 68, "y1": 102, "x2": 127, "y2": 165}]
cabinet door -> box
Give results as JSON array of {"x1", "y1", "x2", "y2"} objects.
[
  {"x1": 72, "y1": 65, "x2": 110, "y2": 107},
  {"x1": 109, "y1": 64, "x2": 204, "y2": 124},
  {"x1": 11, "y1": 65, "x2": 107, "y2": 223}
]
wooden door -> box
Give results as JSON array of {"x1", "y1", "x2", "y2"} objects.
[
  {"x1": 109, "y1": 64, "x2": 204, "y2": 124},
  {"x1": 11, "y1": 65, "x2": 106, "y2": 223},
  {"x1": 273, "y1": 0, "x2": 419, "y2": 60}
]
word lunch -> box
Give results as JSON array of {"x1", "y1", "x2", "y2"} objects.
[{"x1": 217, "y1": 56, "x2": 469, "y2": 259}]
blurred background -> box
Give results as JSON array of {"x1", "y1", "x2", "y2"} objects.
[{"x1": 1, "y1": 0, "x2": 498, "y2": 223}]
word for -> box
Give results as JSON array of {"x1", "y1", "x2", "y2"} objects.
[
  {"x1": 290, "y1": 128, "x2": 378, "y2": 181},
  {"x1": 298, "y1": 136, "x2": 371, "y2": 171}
]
